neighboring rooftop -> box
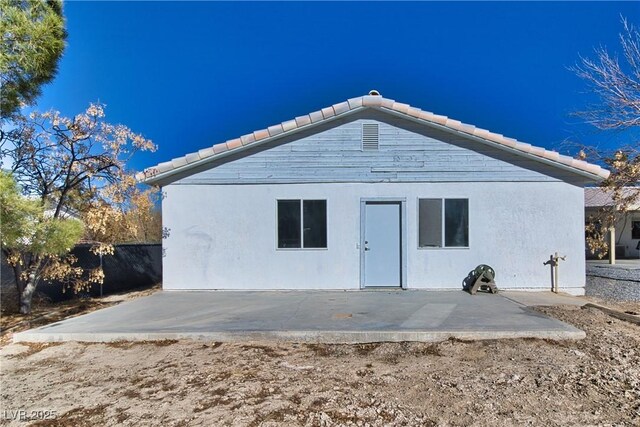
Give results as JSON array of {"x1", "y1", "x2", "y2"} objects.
[
  {"x1": 139, "y1": 91, "x2": 610, "y2": 185},
  {"x1": 585, "y1": 187, "x2": 640, "y2": 210}
]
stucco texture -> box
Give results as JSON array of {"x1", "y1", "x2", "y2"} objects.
[{"x1": 162, "y1": 181, "x2": 586, "y2": 292}]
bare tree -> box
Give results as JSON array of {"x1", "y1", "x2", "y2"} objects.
[
  {"x1": 573, "y1": 17, "x2": 640, "y2": 130},
  {"x1": 0, "y1": 103, "x2": 157, "y2": 313},
  {"x1": 572, "y1": 17, "x2": 640, "y2": 257}
]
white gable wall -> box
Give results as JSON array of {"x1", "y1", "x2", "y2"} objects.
[
  {"x1": 172, "y1": 111, "x2": 585, "y2": 185},
  {"x1": 161, "y1": 113, "x2": 589, "y2": 293},
  {"x1": 163, "y1": 181, "x2": 586, "y2": 293}
]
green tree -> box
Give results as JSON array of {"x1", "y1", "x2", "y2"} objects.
[
  {"x1": 0, "y1": 103, "x2": 156, "y2": 313},
  {"x1": 0, "y1": 171, "x2": 84, "y2": 313},
  {"x1": 0, "y1": 0, "x2": 67, "y2": 119}
]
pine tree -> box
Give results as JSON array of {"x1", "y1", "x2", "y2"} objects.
[{"x1": 0, "y1": 0, "x2": 67, "y2": 119}]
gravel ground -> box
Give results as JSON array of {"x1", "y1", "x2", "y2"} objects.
[
  {"x1": 586, "y1": 263, "x2": 640, "y2": 281},
  {"x1": 586, "y1": 264, "x2": 640, "y2": 302},
  {"x1": 1, "y1": 304, "x2": 639, "y2": 426}
]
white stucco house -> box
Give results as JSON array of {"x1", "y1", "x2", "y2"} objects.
[
  {"x1": 141, "y1": 91, "x2": 609, "y2": 295},
  {"x1": 585, "y1": 187, "x2": 640, "y2": 259}
]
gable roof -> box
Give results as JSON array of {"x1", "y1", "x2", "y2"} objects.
[
  {"x1": 585, "y1": 187, "x2": 640, "y2": 210},
  {"x1": 139, "y1": 91, "x2": 610, "y2": 185}
]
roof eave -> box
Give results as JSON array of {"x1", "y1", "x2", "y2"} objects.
[
  {"x1": 139, "y1": 99, "x2": 609, "y2": 186},
  {"x1": 139, "y1": 106, "x2": 369, "y2": 186},
  {"x1": 379, "y1": 108, "x2": 609, "y2": 183}
]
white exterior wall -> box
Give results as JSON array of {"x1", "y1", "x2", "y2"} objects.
[
  {"x1": 617, "y1": 211, "x2": 640, "y2": 258},
  {"x1": 586, "y1": 207, "x2": 640, "y2": 258},
  {"x1": 163, "y1": 181, "x2": 586, "y2": 293}
]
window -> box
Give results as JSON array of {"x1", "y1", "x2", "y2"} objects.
[
  {"x1": 277, "y1": 200, "x2": 327, "y2": 249},
  {"x1": 418, "y1": 199, "x2": 442, "y2": 247},
  {"x1": 418, "y1": 198, "x2": 469, "y2": 248},
  {"x1": 277, "y1": 200, "x2": 301, "y2": 248},
  {"x1": 444, "y1": 199, "x2": 469, "y2": 247},
  {"x1": 303, "y1": 200, "x2": 327, "y2": 248},
  {"x1": 632, "y1": 220, "x2": 640, "y2": 239}
]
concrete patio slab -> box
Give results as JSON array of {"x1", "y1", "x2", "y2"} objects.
[
  {"x1": 501, "y1": 291, "x2": 587, "y2": 307},
  {"x1": 13, "y1": 291, "x2": 586, "y2": 343}
]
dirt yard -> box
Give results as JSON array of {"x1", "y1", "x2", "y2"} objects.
[{"x1": 1, "y1": 303, "x2": 639, "y2": 427}]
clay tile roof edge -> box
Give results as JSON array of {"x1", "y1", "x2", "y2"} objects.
[{"x1": 140, "y1": 93, "x2": 610, "y2": 185}]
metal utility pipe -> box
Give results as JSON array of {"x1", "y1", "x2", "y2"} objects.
[{"x1": 544, "y1": 253, "x2": 566, "y2": 293}]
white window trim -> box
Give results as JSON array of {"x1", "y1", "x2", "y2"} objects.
[
  {"x1": 417, "y1": 197, "x2": 470, "y2": 250},
  {"x1": 275, "y1": 198, "x2": 328, "y2": 251}
]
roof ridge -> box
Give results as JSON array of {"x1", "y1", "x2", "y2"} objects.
[{"x1": 138, "y1": 93, "x2": 610, "y2": 183}]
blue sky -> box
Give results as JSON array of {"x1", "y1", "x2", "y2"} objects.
[{"x1": 35, "y1": 1, "x2": 640, "y2": 172}]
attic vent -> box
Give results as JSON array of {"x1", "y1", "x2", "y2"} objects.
[{"x1": 362, "y1": 123, "x2": 379, "y2": 150}]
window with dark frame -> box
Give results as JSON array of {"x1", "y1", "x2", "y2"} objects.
[
  {"x1": 277, "y1": 200, "x2": 301, "y2": 248},
  {"x1": 277, "y1": 199, "x2": 327, "y2": 249},
  {"x1": 418, "y1": 199, "x2": 442, "y2": 247},
  {"x1": 418, "y1": 198, "x2": 469, "y2": 248},
  {"x1": 632, "y1": 220, "x2": 640, "y2": 240},
  {"x1": 445, "y1": 199, "x2": 469, "y2": 247}
]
